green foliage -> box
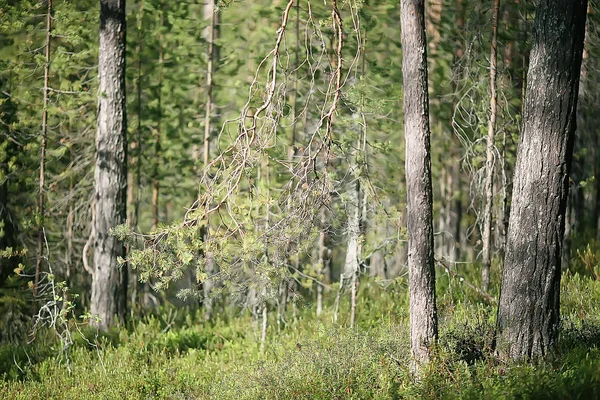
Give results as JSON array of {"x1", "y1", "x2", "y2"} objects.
[{"x1": 1, "y1": 272, "x2": 600, "y2": 398}]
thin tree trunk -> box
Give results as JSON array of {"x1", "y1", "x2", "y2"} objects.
[
  {"x1": 496, "y1": 0, "x2": 588, "y2": 360},
  {"x1": 481, "y1": 0, "x2": 500, "y2": 292},
  {"x1": 35, "y1": 0, "x2": 52, "y2": 305},
  {"x1": 400, "y1": 0, "x2": 438, "y2": 364},
  {"x1": 438, "y1": 158, "x2": 447, "y2": 257},
  {"x1": 344, "y1": 175, "x2": 360, "y2": 328},
  {"x1": 452, "y1": 170, "x2": 462, "y2": 262},
  {"x1": 447, "y1": 0, "x2": 464, "y2": 265},
  {"x1": 91, "y1": 0, "x2": 128, "y2": 329},
  {"x1": 316, "y1": 209, "x2": 328, "y2": 317},
  {"x1": 202, "y1": 0, "x2": 219, "y2": 322},
  {"x1": 344, "y1": 29, "x2": 368, "y2": 329},
  {"x1": 65, "y1": 145, "x2": 74, "y2": 287},
  {"x1": 260, "y1": 294, "x2": 268, "y2": 354},
  {"x1": 281, "y1": 0, "x2": 301, "y2": 320},
  {"x1": 152, "y1": 12, "x2": 163, "y2": 231},
  {"x1": 130, "y1": 0, "x2": 144, "y2": 306}
]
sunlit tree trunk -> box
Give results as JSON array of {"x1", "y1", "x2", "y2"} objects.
[
  {"x1": 91, "y1": 0, "x2": 128, "y2": 329},
  {"x1": 400, "y1": 0, "x2": 438, "y2": 363},
  {"x1": 496, "y1": 0, "x2": 588, "y2": 360},
  {"x1": 343, "y1": 173, "x2": 360, "y2": 328}
]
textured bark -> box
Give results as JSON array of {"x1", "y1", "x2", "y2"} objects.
[
  {"x1": 91, "y1": 0, "x2": 128, "y2": 330},
  {"x1": 496, "y1": 0, "x2": 588, "y2": 360},
  {"x1": 481, "y1": 0, "x2": 500, "y2": 292},
  {"x1": 400, "y1": 0, "x2": 438, "y2": 362}
]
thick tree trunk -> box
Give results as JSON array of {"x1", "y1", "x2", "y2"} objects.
[
  {"x1": 91, "y1": 0, "x2": 128, "y2": 330},
  {"x1": 481, "y1": 0, "x2": 500, "y2": 292},
  {"x1": 400, "y1": 0, "x2": 438, "y2": 363},
  {"x1": 496, "y1": 0, "x2": 588, "y2": 360}
]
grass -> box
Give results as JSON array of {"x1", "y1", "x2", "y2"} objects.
[{"x1": 1, "y1": 269, "x2": 600, "y2": 399}]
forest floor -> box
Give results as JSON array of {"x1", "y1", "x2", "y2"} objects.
[{"x1": 1, "y1": 268, "x2": 600, "y2": 399}]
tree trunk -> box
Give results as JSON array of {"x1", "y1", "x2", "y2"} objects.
[
  {"x1": 129, "y1": 0, "x2": 143, "y2": 306},
  {"x1": 65, "y1": 146, "x2": 74, "y2": 286},
  {"x1": 343, "y1": 175, "x2": 360, "y2": 328},
  {"x1": 91, "y1": 0, "x2": 128, "y2": 330},
  {"x1": 202, "y1": 0, "x2": 219, "y2": 322},
  {"x1": 35, "y1": 0, "x2": 52, "y2": 305},
  {"x1": 400, "y1": 0, "x2": 438, "y2": 363},
  {"x1": 316, "y1": 208, "x2": 329, "y2": 317},
  {"x1": 481, "y1": 0, "x2": 500, "y2": 292},
  {"x1": 496, "y1": 0, "x2": 588, "y2": 360},
  {"x1": 152, "y1": 12, "x2": 163, "y2": 232}
]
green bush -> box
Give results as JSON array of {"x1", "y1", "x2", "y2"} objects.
[{"x1": 2, "y1": 272, "x2": 600, "y2": 399}]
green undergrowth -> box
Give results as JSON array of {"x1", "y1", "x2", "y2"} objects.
[{"x1": 1, "y1": 271, "x2": 600, "y2": 399}]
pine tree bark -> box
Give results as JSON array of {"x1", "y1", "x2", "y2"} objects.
[
  {"x1": 91, "y1": 0, "x2": 128, "y2": 330},
  {"x1": 400, "y1": 0, "x2": 438, "y2": 363},
  {"x1": 496, "y1": 0, "x2": 588, "y2": 360}
]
